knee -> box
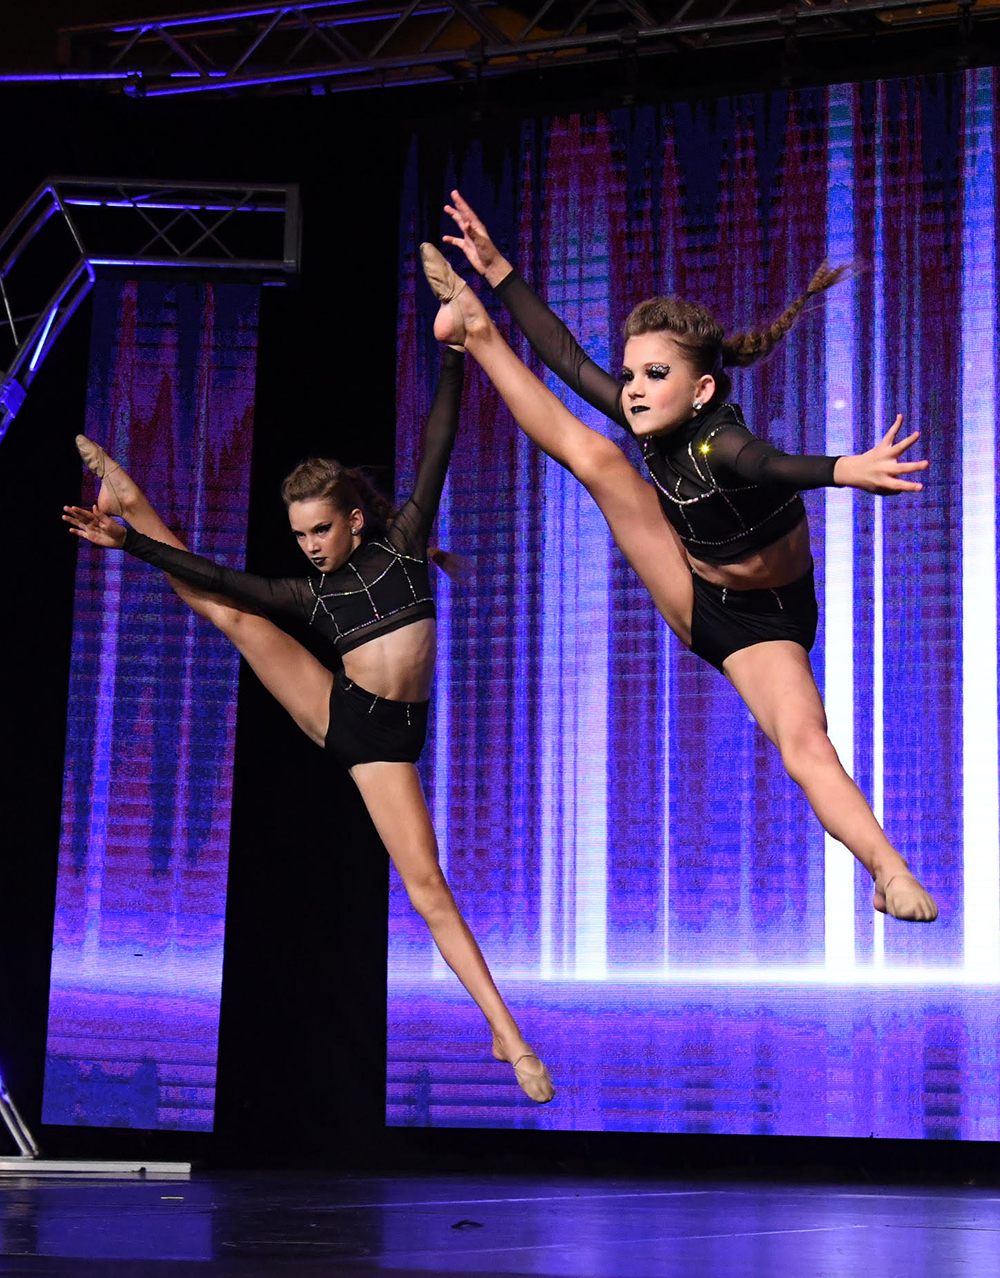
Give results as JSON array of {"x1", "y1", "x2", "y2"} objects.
[
  {"x1": 576, "y1": 437, "x2": 628, "y2": 491},
  {"x1": 406, "y1": 869, "x2": 454, "y2": 922},
  {"x1": 779, "y1": 725, "x2": 839, "y2": 784}
]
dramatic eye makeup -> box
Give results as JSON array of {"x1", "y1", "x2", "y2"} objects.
[{"x1": 620, "y1": 364, "x2": 672, "y2": 381}]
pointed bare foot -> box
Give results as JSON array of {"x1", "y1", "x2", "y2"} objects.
[
  {"x1": 75, "y1": 435, "x2": 137, "y2": 518},
  {"x1": 492, "y1": 1036, "x2": 555, "y2": 1104},
  {"x1": 873, "y1": 871, "x2": 938, "y2": 922}
]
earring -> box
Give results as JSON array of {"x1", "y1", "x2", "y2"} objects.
[{"x1": 692, "y1": 400, "x2": 703, "y2": 411}]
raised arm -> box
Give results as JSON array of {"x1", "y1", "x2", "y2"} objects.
[
  {"x1": 443, "y1": 190, "x2": 627, "y2": 430},
  {"x1": 390, "y1": 345, "x2": 465, "y2": 554},
  {"x1": 63, "y1": 505, "x2": 314, "y2": 620}
]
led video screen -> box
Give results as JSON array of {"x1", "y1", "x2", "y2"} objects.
[
  {"x1": 388, "y1": 71, "x2": 1000, "y2": 1136},
  {"x1": 43, "y1": 279, "x2": 259, "y2": 1131}
]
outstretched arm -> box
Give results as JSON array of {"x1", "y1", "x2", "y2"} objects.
[
  {"x1": 391, "y1": 346, "x2": 465, "y2": 554},
  {"x1": 706, "y1": 415, "x2": 926, "y2": 495},
  {"x1": 443, "y1": 190, "x2": 628, "y2": 430},
  {"x1": 63, "y1": 505, "x2": 313, "y2": 619},
  {"x1": 831, "y1": 416, "x2": 927, "y2": 494}
]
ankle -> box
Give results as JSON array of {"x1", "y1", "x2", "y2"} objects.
[{"x1": 872, "y1": 855, "x2": 910, "y2": 886}]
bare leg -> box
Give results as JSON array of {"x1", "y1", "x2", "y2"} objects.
[
  {"x1": 424, "y1": 260, "x2": 695, "y2": 642},
  {"x1": 76, "y1": 437, "x2": 551, "y2": 1095},
  {"x1": 724, "y1": 641, "x2": 937, "y2": 922},
  {"x1": 77, "y1": 436, "x2": 333, "y2": 746},
  {"x1": 351, "y1": 760, "x2": 555, "y2": 1102}
]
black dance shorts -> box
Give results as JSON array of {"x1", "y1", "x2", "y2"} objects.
[
  {"x1": 324, "y1": 668, "x2": 429, "y2": 768},
  {"x1": 689, "y1": 566, "x2": 818, "y2": 673}
]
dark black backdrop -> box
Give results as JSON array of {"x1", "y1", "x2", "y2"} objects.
[{"x1": 0, "y1": 78, "x2": 997, "y2": 1185}]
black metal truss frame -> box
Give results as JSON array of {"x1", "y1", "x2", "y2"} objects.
[
  {"x1": 43, "y1": 0, "x2": 993, "y2": 98},
  {"x1": 0, "y1": 177, "x2": 301, "y2": 442}
]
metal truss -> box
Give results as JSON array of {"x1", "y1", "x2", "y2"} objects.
[
  {"x1": 0, "y1": 177, "x2": 300, "y2": 442},
  {"x1": 25, "y1": 0, "x2": 995, "y2": 98}
]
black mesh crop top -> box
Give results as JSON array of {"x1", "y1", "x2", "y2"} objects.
[
  {"x1": 494, "y1": 270, "x2": 841, "y2": 565},
  {"x1": 122, "y1": 347, "x2": 464, "y2": 656}
]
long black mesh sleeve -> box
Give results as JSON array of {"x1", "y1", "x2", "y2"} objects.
[
  {"x1": 706, "y1": 423, "x2": 840, "y2": 489},
  {"x1": 389, "y1": 346, "x2": 464, "y2": 555},
  {"x1": 122, "y1": 529, "x2": 314, "y2": 619},
  {"x1": 493, "y1": 269, "x2": 629, "y2": 430}
]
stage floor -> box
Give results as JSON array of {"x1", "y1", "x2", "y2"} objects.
[{"x1": 1, "y1": 1172, "x2": 999, "y2": 1277}]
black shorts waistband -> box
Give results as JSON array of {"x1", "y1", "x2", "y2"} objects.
[
  {"x1": 335, "y1": 668, "x2": 429, "y2": 721},
  {"x1": 692, "y1": 564, "x2": 815, "y2": 615}
]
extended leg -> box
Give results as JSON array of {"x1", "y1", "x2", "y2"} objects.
[
  {"x1": 77, "y1": 436, "x2": 333, "y2": 746},
  {"x1": 425, "y1": 257, "x2": 695, "y2": 642},
  {"x1": 350, "y1": 760, "x2": 555, "y2": 1102},
  {"x1": 724, "y1": 640, "x2": 938, "y2": 922}
]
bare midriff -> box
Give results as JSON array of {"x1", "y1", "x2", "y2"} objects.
[
  {"x1": 688, "y1": 517, "x2": 812, "y2": 591},
  {"x1": 341, "y1": 617, "x2": 437, "y2": 702}
]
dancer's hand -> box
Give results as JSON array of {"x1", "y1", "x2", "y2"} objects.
[
  {"x1": 443, "y1": 190, "x2": 512, "y2": 288},
  {"x1": 833, "y1": 416, "x2": 928, "y2": 494},
  {"x1": 62, "y1": 504, "x2": 127, "y2": 548}
]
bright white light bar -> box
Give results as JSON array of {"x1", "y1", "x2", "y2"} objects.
[
  {"x1": 961, "y1": 67, "x2": 1000, "y2": 972},
  {"x1": 824, "y1": 84, "x2": 857, "y2": 970}
]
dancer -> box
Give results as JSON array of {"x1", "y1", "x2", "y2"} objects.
[
  {"x1": 63, "y1": 345, "x2": 554, "y2": 1103},
  {"x1": 422, "y1": 193, "x2": 937, "y2": 924}
]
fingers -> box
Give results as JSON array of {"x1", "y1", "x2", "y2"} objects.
[
  {"x1": 62, "y1": 504, "x2": 94, "y2": 526},
  {"x1": 449, "y1": 189, "x2": 489, "y2": 240},
  {"x1": 879, "y1": 475, "x2": 925, "y2": 493},
  {"x1": 450, "y1": 189, "x2": 475, "y2": 218},
  {"x1": 881, "y1": 414, "x2": 903, "y2": 446},
  {"x1": 443, "y1": 204, "x2": 465, "y2": 230},
  {"x1": 889, "y1": 432, "x2": 921, "y2": 458}
]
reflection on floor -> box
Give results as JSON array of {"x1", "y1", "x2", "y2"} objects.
[{"x1": 1, "y1": 1172, "x2": 999, "y2": 1277}]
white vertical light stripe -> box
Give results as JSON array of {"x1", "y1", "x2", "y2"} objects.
[
  {"x1": 824, "y1": 83, "x2": 857, "y2": 971},
  {"x1": 872, "y1": 494, "x2": 885, "y2": 968},
  {"x1": 79, "y1": 553, "x2": 122, "y2": 975},
  {"x1": 570, "y1": 466, "x2": 609, "y2": 978},
  {"x1": 431, "y1": 464, "x2": 451, "y2": 978},
  {"x1": 961, "y1": 66, "x2": 1000, "y2": 972},
  {"x1": 540, "y1": 452, "x2": 609, "y2": 979},
  {"x1": 539, "y1": 460, "x2": 563, "y2": 978},
  {"x1": 872, "y1": 495, "x2": 885, "y2": 968},
  {"x1": 871, "y1": 85, "x2": 886, "y2": 968},
  {"x1": 662, "y1": 632, "x2": 671, "y2": 971}
]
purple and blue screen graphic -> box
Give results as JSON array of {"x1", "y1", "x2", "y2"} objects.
[
  {"x1": 43, "y1": 278, "x2": 259, "y2": 1131},
  {"x1": 389, "y1": 70, "x2": 1000, "y2": 1136}
]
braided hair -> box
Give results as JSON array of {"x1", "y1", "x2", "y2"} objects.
[{"x1": 623, "y1": 261, "x2": 851, "y2": 403}]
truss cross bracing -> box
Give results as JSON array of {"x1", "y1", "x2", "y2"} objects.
[
  {"x1": 12, "y1": 0, "x2": 991, "y2": 97},
  {"x1": 0, "y1": 177, "x2": 301, "y2": 442}
]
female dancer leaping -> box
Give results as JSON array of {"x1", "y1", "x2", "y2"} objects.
[
  {"x1": 420, "y1": 191, "x2": 937, "y2": 924},
  {"x1": 63, "y1": 343, "x2": 554, "y2": 1103}
]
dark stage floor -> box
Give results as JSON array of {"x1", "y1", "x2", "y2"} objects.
[{"x1": 1, "y1": 1171, "x2": 999, "y2": 1277}]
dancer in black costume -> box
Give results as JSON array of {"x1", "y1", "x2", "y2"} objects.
[
  {"x1": 64, "y1": 343, "x2": 554, "y2": 1103},
  {"x1": 421, "y1": 191, "x2": 937, "y2": 924}
]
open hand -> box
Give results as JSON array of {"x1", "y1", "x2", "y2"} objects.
[
  {"x1": 833, "y1": 415, "x2": 928, "y2": 494},
  {"x1": 443, "y1": 190, "x2": 510, "y2": 286},
  {"x1": 63, "y1": 504, "x2": 127, "y2": 548}
]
